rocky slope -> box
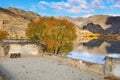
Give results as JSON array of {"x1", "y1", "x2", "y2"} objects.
[
  {"x1": 58, "y1": 15, "x2": 120, "y2": 34},
  {"x1": 0, "y1": 7, "x2": 41, "y2": 39},
  {"x1": 76, "y1": 15, "x2": 120, "y2": 34},
  {"x1": 76, "y1": 15, "x2": 110, "y2": 29},
  {"x1": 105, "y1": 16, "x2": 120, "y2": 33},
  {"x1": 60, "y1": 15, "x2": 120, "y2": 34},
  {"x1": 83, "y1": 23, "x2": 105, "y2": 34},
  {"x1": 7, "y1": 7, "x2": 40, "y2": 22}
]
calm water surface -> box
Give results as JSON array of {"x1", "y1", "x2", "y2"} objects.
[{"x1": 67, "y1": 39, "x2": 120, "y2": 64}]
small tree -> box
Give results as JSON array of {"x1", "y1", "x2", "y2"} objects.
[
  {"x1": 0, "y1": 30, "x2": 8, "y2": 40},
  {"x1": 26, "y1": 17, "x2": 77, "y2": 54}
]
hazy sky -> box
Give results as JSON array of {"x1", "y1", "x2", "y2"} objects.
[{"x1": 0, "y1": 0, "x2": 120, "y2": 17}]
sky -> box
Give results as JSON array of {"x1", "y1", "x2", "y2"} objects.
[{"x1": 0, "y1": 0, "x2": 120, "y2": 17}]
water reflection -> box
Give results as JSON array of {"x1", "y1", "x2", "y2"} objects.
[
  {"x1": 67, "y1": 52, "x2": 105, "y2": 64},
  {"x1": 74, "y1": 39, "x2": 110, "y2": 54},
  {"x1": 67, "y1": 38, "x2": 120, "y2": 64},
  {"x1": 83, "y1": 39, "x2": 104, "y2": 48},
  {"x1": 106, "y1": 41, "x2": 120, "y2": 53}
]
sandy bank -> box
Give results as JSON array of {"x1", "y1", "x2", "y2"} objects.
[{"x1": 0, "y1": 56, "x2": 103, "y2": 80}]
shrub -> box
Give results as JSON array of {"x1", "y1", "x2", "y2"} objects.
[{"x1": 26, "y1": 17, "x2": 77, "y2": 54}]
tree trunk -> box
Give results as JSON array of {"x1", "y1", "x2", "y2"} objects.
[{"x1": 55, "y1": 47, "x2": 60, "y2": 55}]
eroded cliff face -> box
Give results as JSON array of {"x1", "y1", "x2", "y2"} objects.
[{"x1": 0, "y1": 7, "x2": 41, "y2": 39}]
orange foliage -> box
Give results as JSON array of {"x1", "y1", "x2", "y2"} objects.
[
  {"x1": 26, "y1": 17, "x2": 77, "y2": 54},
  {"x1": 0, "y1": 30, "x2": 8, "y2": 40}
]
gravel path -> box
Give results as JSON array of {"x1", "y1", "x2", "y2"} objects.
[{"x1": 0, "y1": 57, "x2": 103, "y2": 80}]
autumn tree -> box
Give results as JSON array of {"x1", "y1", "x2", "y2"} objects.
[
  {"x1": 0, "y1": 30, "x2": 8, "y2": 40},
  {"x1": 26, "y1": 17, "x2": 77, "y2": 54}
]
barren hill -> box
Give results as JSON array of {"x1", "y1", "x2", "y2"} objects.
[
  {"x1": 76, "y1": 15, "x2": 110, "y2": 29},
  {"x1": 0, "y1": 7, "x2": 41, "y2": 39},
  {"x1": 7, "y1": 7, "x2": 40, "y2": 22},
  {"x1": 76, "y1": 15, "x2": 120, "y2": 34},
  {"x1": 56, "y1": 16, "x2": 85, "y2": 25},
  {"x1": 0, "y1": 7, "x2": 19, "y2": 17}
]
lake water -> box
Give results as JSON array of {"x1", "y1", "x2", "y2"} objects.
[{"x1": 67, "y1": 39, "x2": 120, "y2": 64}]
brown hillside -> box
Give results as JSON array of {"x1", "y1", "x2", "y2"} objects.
[
  {"x1": 76, "y1": 15, "x2": 111, "y2": 30},
  {"x1": 7, "y1": 7, "x2": 40, "y2": 22},
  {"x1": 0, "y1": 7, "x2": 19, "y2": 17},
  {"x1": 0, "y1": 7, "x2": 32, "y2": 39}
]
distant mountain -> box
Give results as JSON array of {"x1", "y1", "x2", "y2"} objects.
[
  {"x1": 56, "y1": 16, "x2": 85, "y2": 26},
  {"x1": 83, "y1": 23, "x2": 105, "y2": 34},
  {"x1": 76, "y1": 15, "x2": 110, "y2": 29},
  {"x1": 65, "y1": 16, "x2": 85, "y2": 24},
  {"x1": 0, "y1": 7, "x2": 41, "y2": 39},
  {"x1": 105, "y1": 16, "x2": 120, "y2": 34},
  {"x1": 76, "y1": 15, "x2": 120, "y2": 34}
]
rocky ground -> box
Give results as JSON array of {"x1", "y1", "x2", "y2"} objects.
[{"x1": 0, "y1": 56, "x2": 103, "y2": 80}]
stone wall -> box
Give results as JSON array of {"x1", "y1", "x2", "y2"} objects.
[
  {"x1": 8, "y1": 44, "x2": 39, "y2": 55},
  {"x1": 0, "y1": 42, "x2": 45, "y2": 58},
  {"x1": 104, "y1": 57, "x2": 120, "y2": 77},
  {"x1": 78, "y1": 60, "x2": 104, "y2": 74},
  {"x1": 112, "y1": 59, "x2": 120, "y2": 77}
]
